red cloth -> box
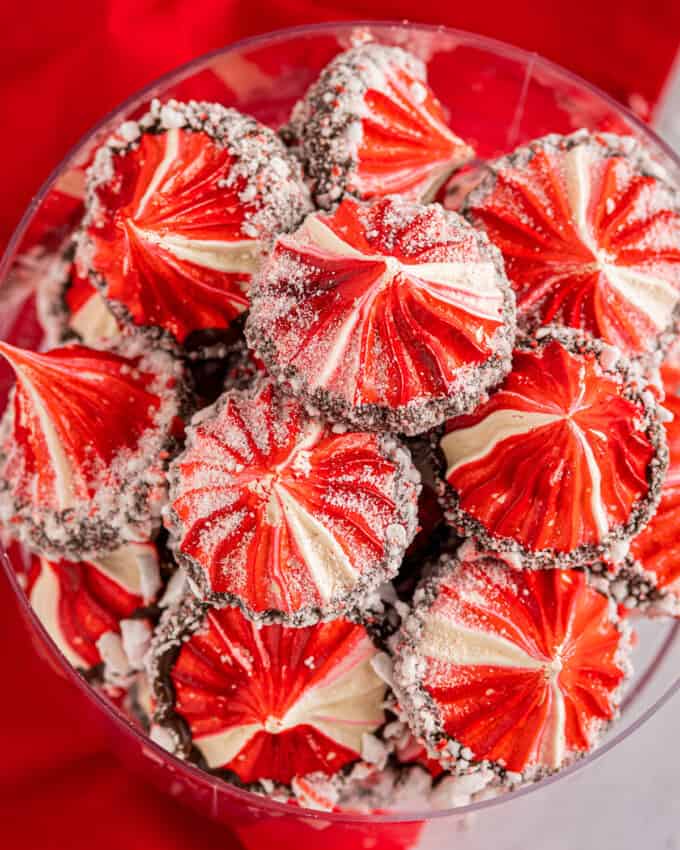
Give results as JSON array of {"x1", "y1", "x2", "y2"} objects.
[
  {"x1": 1, "y1": 0, "x2": 679, "y2": 250},
  {"x1": 0, "y1": 4, "x2": 678, "y2": 848}
]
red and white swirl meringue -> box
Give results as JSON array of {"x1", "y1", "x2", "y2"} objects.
[
  {"x1": 165, "y1": 377, "x2": 419, "y2": 624},
  {"x1": 394, "y1": 554, "x2": 631, "y2": 780},
  {"x1": 465, "y1": 131, "x2": 680, "y2": 359},
  {"x1": 82, "y1": 99, "x2": 310, "y2": 350},
  {"x1": 286, "y1": 43, "x2": 474, "y2": 207},
  {"x1": 0, "y1": 341, "x2": 185, "y2": 556},
  {"x1": 438, "y1": 330, "x2": 667, "y2": 567},
  {"x1": 150, "y1": 600, "x2": 386, "y2": 786},
  {"x1": 247, "y1": 196, "x2": 515, "y2": 435}
]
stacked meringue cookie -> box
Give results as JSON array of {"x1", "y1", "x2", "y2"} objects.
[{"x1": 2, "y1": 41, "x2": 680, "y2": 813}]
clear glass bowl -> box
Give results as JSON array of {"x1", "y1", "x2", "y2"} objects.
[{"x1": 1, "y1": 20, "x2": 679, "y2": 850}]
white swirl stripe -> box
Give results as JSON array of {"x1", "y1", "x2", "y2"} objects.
[
  {"x1": 130, "y1": 225, "x2": 263, "y2": 276},
  {"x1": 564, "y1": 145, "x2": 596, "y2": 253},
  {"x1": 302, "y1": 215, "x2": 366, "y2": 259},
  {"x1": 134, "y1": 128, "x2": 181, "y2": 219},
  {"x1": 603, "y1": 265, "x2": 679, "y2": 330},
  {"x1": 420, "y1": 612, "x2": 544, "y2": 669},
  {"x1": 30, "y1": 561, "x2": 86, "y2": 669},
  {"x1": 19, "y1": 371, "x2": 76, "y2": 510},
  {"x1": 537, "y1": 682, "x2": 567, "y2": 769},
  {"x1": 195, "y1": 723, "x2": 261, "y2": 770},
  {"x1": 562, "y1": 142, "x2": 679, "y2": 326},
  {"x1": 571, "y1": 425, "x2": 609, "y2": 537},
  {"x1": 276, "y1": 486, "x2": 358, "y2": 601},
  {"x1": 441, "y1": 409, "x2": 562, "y2": 474},
  {"x1": 193, "y1": 648, "x2": 384, "y2": 769}
]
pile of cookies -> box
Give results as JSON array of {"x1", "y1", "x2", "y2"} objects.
[{"x1": 2, "y1": 42, "x2": 679, "y2": 812}]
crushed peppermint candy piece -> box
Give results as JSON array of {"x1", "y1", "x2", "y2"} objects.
[{"x1": 64, "y1": 255, "x2": 121, "y2": 346}]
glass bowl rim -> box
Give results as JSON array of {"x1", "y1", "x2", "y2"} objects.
[{"x1": 1, "y1": 18, "x2": 679, "y2": 826}]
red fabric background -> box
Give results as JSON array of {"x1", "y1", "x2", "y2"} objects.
[
  {"x1": 1, "y1": 0, "x2": 679, "y2": 251},
  {"x1": 0, "y1": 3, "x2": 678, "y2": 848}
]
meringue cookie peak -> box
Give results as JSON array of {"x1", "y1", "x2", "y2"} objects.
[
  {"x1": 0, "y1": 341, "x2": 185, "y2": 556},
  {"x1": 0, "y1": 342, "x2": 159, "y2": 508}
]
